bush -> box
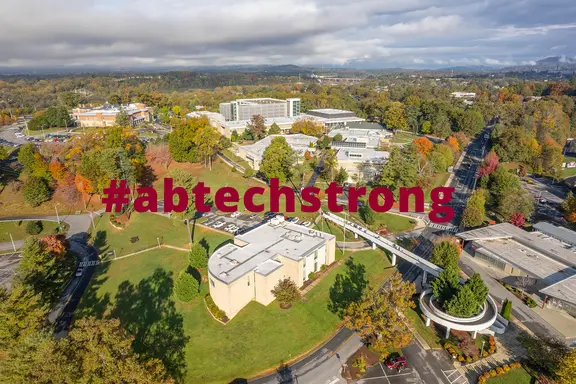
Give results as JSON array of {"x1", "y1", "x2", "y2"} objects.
[
  {"x1": 308, "y1": 272, "x2": 316, "y2": 280},
  {"x1": 489, "y1": 370, "x2": 497, "y2": 377},
  {"x1": 130, "y1": 236, "x2": 139, "y2": 243},
  {"x1": 501, "y1": 298, "x2": 512, "y2": 320},
  {"x1": 271, "y1": 277, "x2": 301, "y2": 307},
  {"x1": 320, "y1": 264, "x2": 327, "y2": 271},
  {"x1": 496, "y1": 367, "x2": 504, "y2": 375},
  {"x1": 231, "y1": 167, "x2": 237, "y2": 173},
  {"x1": 457, "y1": 355, "x2": 464, "y2": 362},
  {"x1": 510, "y1": 362, "x2": 521, "y2": 369},
  {"x1": 489, "y1": 335, "x2": 496, "y2": 346},
  {"x1": 243, "y1": 166, "x2": 254, "y2": 178},
  {"x1": 205, "y1": 294, "x2": 228, "y2": 322},
  {"x1": 482, "y1": 351, "x2": 488, "y2": 357},
  {"x1": 502, "y1": 364, "x2": 510, "y2": 372},
  {"x1": 173, "y1": 270, "x2": 199, "y2": 302},
  {"x1": 109, "y1": 214, "x2": 125, "y2": 228},
  {"x1": 466, "y1": 356, "x2": 473, "y2": 363},
  {"x1": 525, "y1": 297, "x2": 537, "y2": 308},
  {"x1": 25, "y1": 220, "x2": 43, "y2": 235}
]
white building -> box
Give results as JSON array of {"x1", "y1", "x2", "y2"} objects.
[
  {"x1": 300, "y1": 109, "x2": 365, "y2": 130},
  {"x1": 451, "y1": 92, "x2": 476, "y2": 99},
  {"x1": 208, "y1": 217, "x2": 336, "y2": 318},
  {"x1": 219, "y1": 98, "x2": 301, "y2": 122},
  {"x1": 235, "y1": 134, "x2": 317, "y2": 171}
]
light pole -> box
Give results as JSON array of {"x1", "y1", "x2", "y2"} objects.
[
  {"x1": 55, "y1": 205, "x2": 60, "y2": 225},
  {"x1": 7, "y1": 233, "x2": 16, "y2": 251},
  {"x1": 480, "y1": 340, "x2": 485, "y2": 357},
  {"x1": 343, "y1": 211, "x2": 348, "y2": 257}
]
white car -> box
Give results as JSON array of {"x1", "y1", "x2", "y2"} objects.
[
  {"x1": 230, "y1": 211, "x2": 241, "y2": 218},
  {"x1": 14, "y1": 132, "x2": 25, "y2": 138},
  {"x1": 212, "y1": 221, "x2": 225, "y2": 229},
  {"x1": 75, "y1": 267, "x2": 84, "y2": 277},
  {"x1": 301, "y1": 221, "x2": 312, "y2": 227},
  {"x1": 226, "y1": 225, "x2": 238, "y2": 233}
]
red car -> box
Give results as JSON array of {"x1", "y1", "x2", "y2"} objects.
[{"x1": 385, "y1": 356, "x2": 407, "y2": 371}]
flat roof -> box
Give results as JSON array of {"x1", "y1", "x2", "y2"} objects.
[
  {"x1": 236, "y1": 98, "x2": 289, "y2": 105},
  {"x1": 208, "y1": 221, "x2": 334, "y2": 284},
  {"x1": 533, "y1": 222, "x2": 576, "y2": 247},
  {"x1": 539, "y1": 275, "x2": 576, "y2": 304},
  {"x1": 307, "y1": 108, "x2": 354, "y2": 115},
  {"x1": 474, "y1": 239, "x2": 576, "y2": 283},
  {"x1": 457, "y1": 223, "x2": 576, "y2": 267},
  {"x1": 241, "y1": 134, "x2": 317, "y2": 159},
  {"x1": 300, "y1": 113, "x2": 365, "y2": 124},
  {"x1": 336, "y1": 148, "x2": 389, "y2": 162}
]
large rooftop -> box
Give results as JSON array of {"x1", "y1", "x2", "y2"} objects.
[
  {"x1": 539, "y1": 275, "x2": 576, "y2": 304},
  {"x1": 336, "y1": 148, "x2": 389, "y2": 163},
  {"x1": 241, "y1": 134, "x2": 317, "y2": 159},
  {"x1": 236, "y1": 98, "x2": 288, "y2": 105},
  {"x1": 307, "y1": 108, "x2": 354, "y2": 115},
  {"x1": 533, "y1": 222, "x2": 576, "y2": 247},
  {"x1": 208, "y1": 220, "x2": 335, "y2": 284}
]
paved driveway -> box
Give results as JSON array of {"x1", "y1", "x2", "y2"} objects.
[{"x1": 0, "y1": 252, "x2": 22, "y2": 289}]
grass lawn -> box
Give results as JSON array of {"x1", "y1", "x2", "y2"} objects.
[
  {"x1": 390, "y1": 131, "x2": 420, "y2": 144},
  {"x1": 0, "y1": 220, "x2": 64, "y2": 242},
  {"x1": 91, "y1": 212, "x2": 232, "y2": 256},
  {"x1": 405, "y1": 297, "x2": 443, "y2": 348},
  {"x1": 424, "y1": 172, "x2": 450, "y2": 202},
  {"x1": 77, "y1": 244, "x2": 394, "y2": 384},
  {"x1": 486, "y1": 367, "x2": 533, "y2": 384},
  {"x1": 221, "y1": 148, "x2": 250, "y2": 170}
]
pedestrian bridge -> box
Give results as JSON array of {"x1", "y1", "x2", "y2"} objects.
[{"x1": 322, "y1": 212, "x2": 443, "y2": 277}]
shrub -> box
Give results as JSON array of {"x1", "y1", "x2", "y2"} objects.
[
  {"x1": 489, "y1": 335, "x2": 495, "y2": 346},
  {"x1": 231, "y1": 167, "x2": 237, "y2": 173},
  {"x1": 188, "y1": 243, "x2": 208, "y2": 269},
  {"x1": 173, "y1": 270, "x2": 199, "y2": 302},
  {"x1": 308, "y1": 272, "x2": 316, "y2": 280},
  {"x1": 501, "y1": 298, "x2": 512, "y2": 320},
  {"x1": 473, "y1": 356, "x2": 479, "y2": 362},
  {"x1": 478, "y1": 376, "x2": 486, "y2": 384},
  {"x1": 130, "y1": 236, "x2": 139, "y2": 243},
  {"x1": 482, "y1": 351, "x2": 488, "y2": 357},
  {"x1": 23, "y1": 177, "x2": 51, "y2": 207},
  {"x1": 502, "y1": 364, "x2": 510, "y2": 372},
  {"x1": 205, "y1": 294, "x2": 228, "y2": 322},
  {"x1": 489, "y1": 370, "x2": 497, "y2": 377},
  {"x1": 26, "y1": 220, "x2": 43, "y2": 235},
  {"x1": 488, "y1": 346, "x2": 496, "y2": 354},
  {"x1": 109, "y1": 214, "x2": 125, "y2": 228},
  {"x1": 444, "y1": 343, "x2": 452, "y2": 349},
  {"x1": 271, "y1": 277, "x2": 301, "y2": 308},
  {"x1": 243, "y1": 166, "x2": 254, "y2": 178},
  {"x1": 320, "y1": 264, "x2": 327, "y2": 271},
  {"x1": 525, "y1": 297, "x2": 537, "y2": 308},
  {"x1": 352, "y1": 355, "x2": 367, "y2": 373},
  {"x1": 457, "y1": 355, "x2": 464, "y2": 362},
  {"x1": 510, "y1": 362, "x2": 521, "y2": 369},
  {"x1": 496, "y1": 367, "x2": 504, "y2": 375},
  {"x1": 466, "y1": 356, "x2": 472, "y2": 363}
]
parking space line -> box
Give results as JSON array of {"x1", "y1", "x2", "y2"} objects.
[
  {"x1": 442, "y1": 369, "x2": 467, "y2": 384},
  {"x1": 379, "y1": 363, "x2": 391, "y2": 384}
]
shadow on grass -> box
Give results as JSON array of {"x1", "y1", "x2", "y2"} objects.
[
  {"x1": 328, "y1": 257, "x2": 368, "y2": 318},
  {"x1": 186, "y1": 265, "x2": 202, "y2": 285},
  {"x1": 111, "y1": 268, "x2": 189, "y2": 382},
  {"x1": 92, "y1": 230, "x2": 110, "y2": 254},
  {"x1": 74, "y1": 255, "x2": 111, "y2": 320}
]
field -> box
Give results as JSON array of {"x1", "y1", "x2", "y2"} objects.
[
  {"x1": 91, "y1": 212, "x2": 231, "y2": 256},
  {"x1": 390, "y1": 131, "x2": 420, "y2": 144},
  {"x1": 77, "y1": 246, "x2": 394, "y2": 383},
  {"x1": 405, "y1": 297, "x2": 443, "y2": 348},
  {"x1": 0, "y1": 220, "x2": 63, "y2": 242}
]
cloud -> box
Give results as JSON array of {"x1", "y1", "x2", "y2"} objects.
[{"x1": 0, "y1": 0, "x2": 575, "y2": 70}]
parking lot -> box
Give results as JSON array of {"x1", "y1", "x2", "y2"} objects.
[
  {"x1": 199, "y1": 210, "x2": 313, "y2": 235},
  {"x1": 520, "y1": 176, "x2": 568, "y2": 223},
  {"x1": 0, "y1": 252, "x2": 22, "y2": 289}
]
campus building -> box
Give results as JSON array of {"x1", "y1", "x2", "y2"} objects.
[
  {"x1": 300, "y1": 109, "x2": 365, "y2": 130},
  {"x1": 457, "y1": 222, "x2": 576, "y2": 315},
  {"x1": 207, "y1": 217, "x2": 336, "y2": 318},
  {"x1": 235, "y1": 134, "x2": 318, "y2": 171},
  {"x1": 72, "y1": 103, "x2": 151, "y2": 128},
  {"x1": 219, "y1": 98, "x2": 301, "y2": 122}
]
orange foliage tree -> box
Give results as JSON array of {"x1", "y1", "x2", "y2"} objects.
[
  {"x1": 40, "y1": 234, "x2": 67, "y2": 257},
  {"x1": 447, "y1": 136, "x2": 459, "y2": 152},
  {"x1": 75, "y1": 174, "x2": 94, "y2": 194},
  {"x1": 412, "y1": 137, "x2": 434, "y2": 156},
  {"x1": 49, "y1": 159, "x2": 66, "y2": 181}
]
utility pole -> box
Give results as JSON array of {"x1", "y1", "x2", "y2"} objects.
[
  {"x1": 7, "y1": 233, "x2": 16, "y2": 251},
  {"x1": 55, "y1": 205, "x2": 60, "y2": 224},
  {"x1": 89, "y1": 212, "x2": 96, "y2": 231},
  {"x1": 343, "y1": 211, "x2": 347, "y2": 257},
  {"x1": 185, "y1": 219, "x2": 192, "y2": 245}
]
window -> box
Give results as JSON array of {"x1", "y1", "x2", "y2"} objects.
[
  {"x1": 247, "y1": 276, "x2": 250, "y2": 286},
  {"x1": 314, "y1": 250, "x2": 318, "y2": 260},
  {"x1": 314, "y1": 262, "x2": 318, "y2": 272},
  {"x1": 210, "y1": 278, "x2": 215, "y2": 288}
]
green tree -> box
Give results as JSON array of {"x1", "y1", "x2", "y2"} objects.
[
  {"x1": 430, "y1": 240, "x2": 460, "y2": 270},
  {"x1": 195, "y1": 125, "x2": 221, "y2": 170},
  {"x1": 431, "y1": 267, "x2": 460, "y2": 302},
  {"x1": 465, "y1": 273, "x2": 489, "y2": 306},
  {"x1": 489, "y1": 166, "x2": 521, "y2": 203},
  {"x1": 260, "y1": 137, "x2": 295, "y2": 184},
  {"x1": 172, "y1": 105, "x2": 182, "y2": 117},
  {"x1": 244, "y1": 165, "x2": 254, "y2": 178},
  {"x1": 444, "y1": 284, "x2": 478, "y2": 317},
  {"x1": 115, "y1": 109, "x2": 130, "y2": 127},
  {"x1": 429, "y1": 144, "x2": 454, "y2": 172},
  {"x1": 23, "y1": 177, "x2": 51, "y2": 207},
  {"x1": 519, "y1": 332, "x2": 569, "y2": 378},
  {"x1": 58, "y1": 91, "x2": 81, "y2": 108},
  {"x1": 458, "y1": 108, "x2": 484, "y2": 136},
  {"x1": 269, "y1": 122, "x2": 281, "y2": 135},
  {"x1": 359, "y1": 205, "x2": 375, "y2": 226},
  {"x1": 383, "y1": 102, "x2": 407, "y2": 131},
  {"x1": 108, "y1": 93, "x2": 122, "y2": 105},
  {"x1": 0, "y1": 145, "x2": 7, "y2": 161},
  {"x1": 271, "y1": 277, "x2": 301, "y2": 308},
  {"x1": 25, "y1": 220, "x2": 43, "y2": 235},
  {"x1": 188, "y1": 243, "x2": 208, "y2": 269},
  {"x1": 497, "y1": 190, "x2": 535, "y2": 221},
  {"x1": 333, "y1": 133, "x2": 343, "y2": 141},
  {"x1": 500, "y1": 298, "x2": 512, "y2": 320},
  {"x1": 378, "y1": 147, "x2": 418, "y2": 195},
  {"x1": 0, "y1": 285, "x2": 48, "y2": 348},
  {"x1": 335, "y1": 167, "x2": 349, "y2": 185},
  {"x1": 247, "y1": 114, "x2": 267, "y2": 140},
  {"x1": 174, "y1": 270, "x2": 199, "y2": 302},
  {"x1": 461, "y1": 189, "x2": 486, "y2": 228},
  {"x1": 321, "y1": 149, "x2": 338, "y2": 181},
  {"x1": 231, "y1": 130, "x2": 239, "y2": 142},
  {"x1": 421, "y1": 121, "x2": 432, "y2": 134}
]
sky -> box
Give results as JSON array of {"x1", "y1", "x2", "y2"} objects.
[{"x1": 1, "y1": 0, "x2": 576, "y2": 70}]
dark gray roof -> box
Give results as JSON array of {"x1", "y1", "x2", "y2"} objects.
[{"x1": 533, "y1": 222, "x2": 576, "y2": 247}]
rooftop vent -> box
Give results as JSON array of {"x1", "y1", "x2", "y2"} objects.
[
  {"x1": 219, "y1": 272, "x2": 228, "y2": 277},
  {"x1": 230, "y1": 259, "x2": 239, "y2": 265}
]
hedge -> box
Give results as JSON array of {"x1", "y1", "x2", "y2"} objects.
[
  {"x1": 205, "y1": 294, "x2": 229, "y2": 323},
  {"x1": 477, "y1": 362, "x2": 522, "y2": 384}
]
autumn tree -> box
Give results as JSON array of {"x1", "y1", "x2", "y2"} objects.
[
  {"x1": 247, "y1": 114, "x2": 267, "y2": 140},
  {"x1": 261, "y1": 137, "x2": 295, "y2": 184},
  {"x1": 115, "y1": 109, "x2": 130, "y2": 127},
  {"x1": 40, "y1": 235, "x2": 67, "y2": 257},
  {"x1": 321, "y1": 149, "x2": 338, "y2": 181},
  {"x1": 412, "y1": 137, "x2": 434, "y2": 156},
  {"x1": 477, "y1": 150, "x2": 499, "y2": 177},
  {"x1": 194, "y1": 124, "x2": 221, "y2": 170},
  {"x1": 0, "y1": 285, "x2": 48, "y2": 348},
  {"x1": 431, "y1": 239, "x2": 460, "y2": 270},
  {"x1": 562, "y1": 192, "x2": 576, "y2": 223},
  {"x1": 461, "y1": 189, "x2": 486, "y2": 228},
  {"x1": 271, "y1": 278, "x2": 301, "y2": 308},
  {"x1": 48, "y1": 158, "x2": 66, "y2": 181},
  {"x1": 146, "y1": 144, "x2": 172, "y2": 170},
  {"x1": 557, "y1": 349, "x2": 576, "y2": 384},
  {"x1": 345, "y1": 272, "x2": 415, "y2": 354},
  {"x1": 383, "y1": 102, "x2": 407, "y2": 131},
  {"x1": 519, "y1": 332, "x2": 569, "y2": 378},
  {"x1": 290, "y1": 118, "x2": 323, "y2": 136},
  {"x1": 509, "y1": 212, "x2": 525, "y2": 227},
  {"x1": 446, "y1": 136, "x2": 459, "y2": 152}
]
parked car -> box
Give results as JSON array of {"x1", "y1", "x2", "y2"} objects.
[
  {"x1": 249, "y1": 213, "x2": 260, "y2": 219},
  {"x1": 226, "y1": 225, "x2": 238, "y2": 233},
  {"x1": 212, "y1": 221, "x2": 225, "y2": 229},
  {"x1": 230, "y1": 211, "x2": 241, "y2": 218},
  {"x1": 264, "y1": 211, "x2": 277, "y2": 219},
  {"x1": 301, "y1": 221, "x2": 312, "y2": 227},
  {"x1": 75, "y1": 267, "x2": 84, "y2": 277},
  {"x1": 287, "y1": 217, "x2": 299, "y2": 224},
  {"x1": 14, "y1": 132, "x2": 25, "y2": 138},
  {"x1": 385, "y1": 356, "x2": 406, "y2": 372}
]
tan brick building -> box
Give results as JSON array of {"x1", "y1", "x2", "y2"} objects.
[
  {"x1": 207, "y1": 217, "x2": 336, "y2": 319},
  {"x1": 73, "y1": 103, "x2": 151, "y2": 128}
]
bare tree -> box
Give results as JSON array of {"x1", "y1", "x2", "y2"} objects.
[
  {"x1": 516, "y1": 276, "x2": 535, "y2": 298},
  {"x1": 146, "y1": 144, "x2": 172, "y2": 170}
]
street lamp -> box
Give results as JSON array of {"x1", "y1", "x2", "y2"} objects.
[
  {"x1": 6, "y1": 233, "x2": 16, "y2": 251},
  {"x1": 480, "y1": 340, "x2": 486, "y2": 357}
]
